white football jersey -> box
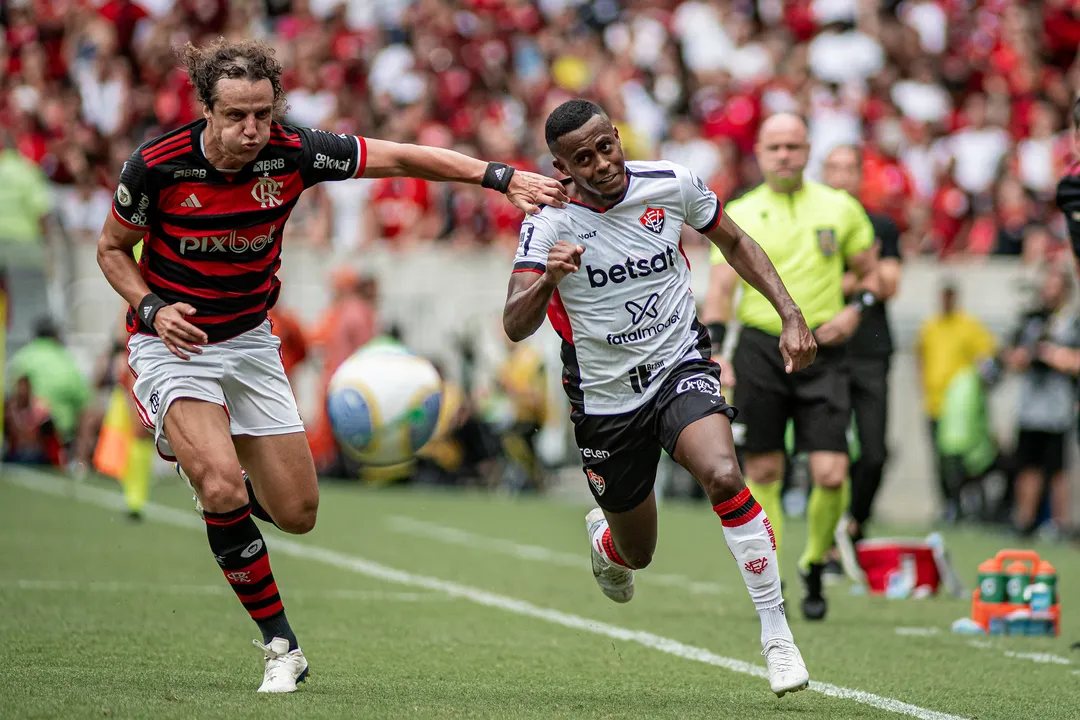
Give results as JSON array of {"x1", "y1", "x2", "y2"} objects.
[{"x1": 512, "y1": 160, "x2": 723, "y2": 414}]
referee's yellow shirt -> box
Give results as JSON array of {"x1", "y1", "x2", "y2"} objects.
[{"x1": 710, "y1": 180, "x2": 874, "y2": 336}]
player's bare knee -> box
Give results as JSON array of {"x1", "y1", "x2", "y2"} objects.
[
  {"x1": 745, "y1": 454, "x2": 783, "y2": 485},
  {"x1": 197, "y1": 471, "x2": 248, "y2": 513},
  {"x1": 809, "y1": 450, "x2": 848, "y2": 489},
  {"x1": 276, "y1": 500, "x2": 318, "y2": 534},
  {"x1": 699, "y1": 457, "x2": 745, "y2": 506},
  {"x1": 811, "y1": 461, "x2": 847, "y2": 489}
]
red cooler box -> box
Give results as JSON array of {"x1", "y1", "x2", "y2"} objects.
[{"x1": 855, "y1": 538, "x2": 947, "y2": 595}]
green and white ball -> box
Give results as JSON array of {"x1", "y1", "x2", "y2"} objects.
[{"x1": 326, "y1": 345, "x2": 443, "y2": 466}]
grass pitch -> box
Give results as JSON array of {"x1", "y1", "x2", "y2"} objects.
[{"x1": 1, "y1": 465, "x2": 1077, "y2": 719}]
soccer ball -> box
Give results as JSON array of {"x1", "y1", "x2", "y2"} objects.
[{"x1": 326, "y1": 345, "x2": 443, "y2": 466}]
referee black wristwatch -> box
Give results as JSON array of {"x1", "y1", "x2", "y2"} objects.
[{"x1": 851, "y1": 291, "x2": 878, "y2": 313}]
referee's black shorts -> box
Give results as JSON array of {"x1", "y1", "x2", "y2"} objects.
[{"x1": 732, "y1": 326, "x2": 850, "y2": 455}]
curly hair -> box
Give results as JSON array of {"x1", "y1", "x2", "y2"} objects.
[{"x1": 179, "y1": 38, "x2": 287, "y2": 118}]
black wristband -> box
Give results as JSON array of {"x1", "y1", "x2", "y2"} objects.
[
  {"x1": 708, "y1": 322, "x2": 727, "y2": 349},
  {"x1": 851, "y1": 291, "x2": 878, "y2": 313},
  {"x1": 481, "y1": 162, "x2": 515, "y2": 193},
  {"x1": 137, "y1": 293, "x2": 167, "y2": 329}
]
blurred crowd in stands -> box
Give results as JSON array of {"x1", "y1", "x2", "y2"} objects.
[
  {"x1": 5, "y1": 0, "x2": 1080, "y2": 533},
  {"x1": 4, "y1": 0, "x2": 1080, "y2": 259}
]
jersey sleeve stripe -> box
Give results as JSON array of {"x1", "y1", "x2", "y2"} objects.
[
  {"x1": 513, "y1": 261, "x2": 545, "y2": 273},
  {"x1": 143, "y1": 136, "x2": 188, "y2": 161},
  {"x1": 353, "y1": 136, "x2": 367, "y2": 178},
  {"x1": 111, "y1": 205, "x2": 148, "y2": 230},
  {"x1": 630, "y1": 169, "x2": 676, "y2": 178},
  {"x1": 146, "y1": 145, "x2": 192, "y2": 168},
  {"x1": 694, "y1": 198, "x2": 723, "y2": 234},
  {"x1": 143, "y1": 130, "x2": 190, "y2": 155}
]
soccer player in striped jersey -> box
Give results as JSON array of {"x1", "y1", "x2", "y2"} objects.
[{"x1": 96, "y1": 38, "x2": 566, "y2": 693}]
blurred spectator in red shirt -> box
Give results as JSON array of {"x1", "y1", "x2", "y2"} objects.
[
  {"x1": 929, "y1": 158, "x2": 973, "y2": 258},
  {"x1": 367, "y1": 176, "x2": 440, "y2": 249},
  {"x1": 861, "y1": 119, "x2": 917, "y2": 232}
]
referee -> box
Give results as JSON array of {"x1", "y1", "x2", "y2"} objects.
[
  {"x1": 822, "y1": 145, "x2": 902, "y2": 549},
  {"x1": 704, "y1": 114, "x2": 879, "y2": 621}
]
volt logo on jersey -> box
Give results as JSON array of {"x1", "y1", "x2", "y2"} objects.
[
  {"x1": 639, "y1": 206, "x2": 665, "y2": 234},
  {"x1": 625, "y1": 293, "x2": 660, "y2": 324},
  {"x1": 586, "y1": 247, "x2": 678, "y2": 288}
]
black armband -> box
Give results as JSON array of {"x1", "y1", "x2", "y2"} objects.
[
  {"x1": 137, "y1": 293, "x2": 167, "y2": 328},
  {"x1": 481, "y1": 162, "x2": 516, "y2": 193},
  {"x1": 851, "y1": 291, "x2": 878, "y2": 313},
  {"x1": 708, "y1": 322, "x2": 727, "y2": 349}
]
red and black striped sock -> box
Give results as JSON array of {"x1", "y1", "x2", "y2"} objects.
[{"x1": 204, "y1": 504, "x2": 297, "y2": 650}]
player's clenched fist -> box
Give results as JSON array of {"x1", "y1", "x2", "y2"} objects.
[
  {"x1": 778, "y1": 311, "x2": 817, "y2": 374},
  {"x1": 154, "y1": 302, "x2": 209, "y2": 361},
  {"x1": 543, "y1": 241, "x2": 586, "y2": 285}
]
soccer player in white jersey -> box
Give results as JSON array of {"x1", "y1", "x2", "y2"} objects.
[{"x1": 503, "y1": 100, "x2": 817, "y2": 697}]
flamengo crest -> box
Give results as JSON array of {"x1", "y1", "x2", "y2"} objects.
[
  {"x1": 252, "y1": 176, "x2": 283, "y2": 209},
  {"x1": 639, "y1": 206, "x2": 665, "y2": 234}
]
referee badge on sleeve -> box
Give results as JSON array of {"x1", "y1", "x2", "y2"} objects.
[{"x1": 816, "y1": 227, "x2": 837, "y2": 256}]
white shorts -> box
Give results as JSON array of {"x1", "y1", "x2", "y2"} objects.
[{"x1": 127, "y1": 319, "x2": 304, "y2": 460}]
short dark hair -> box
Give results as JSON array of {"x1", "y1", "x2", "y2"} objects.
[
  {"x1": 545, "y1": 100, "x2": 607, "y2": 151},
  {"x1": 34, "y1": 317, "x2": 59, "y2": 341},
  {"x1": 180, "y1": 38, "x2": 287, "y2": 118},
  {"x1": 829, "y1": 143, "x2": 863, "y2": 167}
]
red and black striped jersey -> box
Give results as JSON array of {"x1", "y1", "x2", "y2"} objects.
[{"x1": 113, "y1": 119, "x2": 367, "y2": 342}]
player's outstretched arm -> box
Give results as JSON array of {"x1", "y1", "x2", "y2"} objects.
[
  {"x1": 503, "y1": 241, "x2": 583, "y2": 342},
  {"x1": 706, "y1": 214, "x2": 816, "y2": 373},
  {"x1": 97, "y1": 214, "x2": 208, "y2": 360},
  {"x1": 361, "y1": 138, "x2": 568, "y2": 215}
]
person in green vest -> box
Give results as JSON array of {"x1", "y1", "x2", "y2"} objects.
[
  {"x1": 935, "y1": 359, "x2": 1001, "y2": 518},
  {"x1": 7, "y1": 319, "x2": 92, "y2": 449}
]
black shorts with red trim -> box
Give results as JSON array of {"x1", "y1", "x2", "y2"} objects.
[{"x1": 572, "y1": 359, "x2": 737, "y2": 513}]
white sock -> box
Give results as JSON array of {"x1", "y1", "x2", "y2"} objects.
[
  {"x1": 713, "y1": 488, "x2": 793, "y2": 645},
  {"x1": 589, "y1": 519, "x2": 629, "y2": 568}
]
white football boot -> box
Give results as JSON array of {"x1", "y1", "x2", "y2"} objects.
[
  {"x1": 762, "y1": 638, "x2": 810, "y2": 697},
  {"x1": 254, "y1": 637, "x2": 309, "y2": 693},
  {"x1": 173, "y1": 463, "x2": 203, "y2": 515},
  {"x1": 585, "y1": 508, "x2": 634, "y2": 603}
]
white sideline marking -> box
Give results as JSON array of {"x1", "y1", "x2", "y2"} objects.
[
  {"x1": 6, "y1": 471, "x2": 968, "y2": 720},
  {"x1": 387, "y1": 515, "x2": 729, "y2": 596},
  {"x1": 964, "y1": 640, "x2": 1072, "y2": 667},
  {"x1": 0, "y1": 579, "x2": 445, "y2": 602},
  {"x1": 1003, "y1": 651, "x2": 1071, "y2": 666},
  {"x1": 894, "y1": 627, "x2": 940, "y2": 637}
]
